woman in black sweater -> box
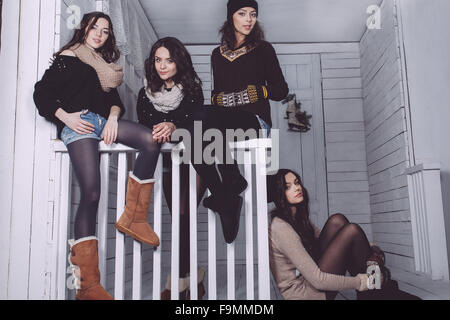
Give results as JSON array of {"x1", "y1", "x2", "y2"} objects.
[
  {"x1": 34, "y1": 12, "x2": 161, "y2": 300},
  {"x1": 193, "y1": 0, "x2": 289, "y2": 244},
  {"x1": 136, "y1": 37, "x2": 207, "y2": 300}
]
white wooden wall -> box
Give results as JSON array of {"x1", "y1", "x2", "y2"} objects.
[
  {"x1": 0, "y1": 0, "x2": 21, "y2": 300},
  {"x1": 360, "y1": 0, "x2": 414, "y2": 271},
  {"x1": 321, "y1": 50, "x2": 372, "y2": 239},
  {"x1": 274, "y1": 54, "x2": 328, "y2": 229},
  {"x1": 0, "y1": 0, "x2": 63, "y2": 300},
  {"x1": 397, "y1": 0, "x2": 450, "y2": 276}
]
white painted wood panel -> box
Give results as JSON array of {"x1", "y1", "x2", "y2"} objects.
[
  {"x1": 321, "y1": 47, "x2": 372, "y2": 239},
  {"x1": 360, "y1": 0, "x2": 414, "y2": 271},
  {"x1": 7, "y1": 0, "x2": 43, "y2": 299},
  {"x1": 274, "y1": 53, "x2": 328, "y2": 228},
  {"x1": 0, "y1": 0, "x2": 21, "y2": 300},
  {"x1": 29, "y1": 0, "x2": 60, "y2": 300}
]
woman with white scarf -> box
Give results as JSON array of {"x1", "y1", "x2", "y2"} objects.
[{"x1": 136, "y1": 37, "x2": 206, "y2": 300}]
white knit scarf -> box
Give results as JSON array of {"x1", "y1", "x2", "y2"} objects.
[{"x1": 144, "y1": 79, "x2": 184, "y2": 114}]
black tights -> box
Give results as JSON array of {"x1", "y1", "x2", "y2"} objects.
[
  {"x1": 162, "y1": 157, "x2": 208, "y2": 278},
  {"x1": 186, "y1": 106, "x2": 262, "y2": 196},
  {"x1": 315, "y1": 214, "x2": 372, "y2": 300},
  {"x1": 67, "y1": 120, "x2": 161, "y2": 240}
]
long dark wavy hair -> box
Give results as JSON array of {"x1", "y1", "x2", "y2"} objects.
[
  {"x1": 271, "y1": 169, "x2": 319, "y2": 260},
  {"x1": 144, "y1": 37, "x2": 203, "y2": 98},
  {"x1": 55, "y1": 11, "x2": 120, "y2": 63},
  {"x1": 219, "y1": 17, "x2": 265, "y2": 49}
]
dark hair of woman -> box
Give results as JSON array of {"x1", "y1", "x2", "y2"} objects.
[
  {"x1": 55, "y1": 11, "x2": 120, "y2": 63},
  {"x1": 144, "y1": 37, "x2": 203, "y2": 98},
  {"x1": 219, "y1": 18, "x2": 265, "y2": 49},
  {"x1": 271, "y1": 169, "x2": 319, "y2": 260}
]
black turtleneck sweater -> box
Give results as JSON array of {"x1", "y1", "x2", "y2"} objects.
[
  {"x1": 33, "y1": 55, "x2": 125, "y2": 137},
  {"x1": 211, "y1": 41, "x2": 289, "y2": 127}
]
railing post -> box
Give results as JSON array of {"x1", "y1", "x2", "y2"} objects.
[
  {"x1": 255, "y1": 140, "x2": 271, "y2": 299},
  {"x1": 56, "y1": 152, "x2": 71, "y2": 300},
  {"x1": 207, "y1": 190, "x2": 217, "y2": 300},
  {"x1": 152, "y1": 154, "x2": 163, "y2": 300},
  {"x1": 170, "y1": 149, "x2": 181, "y2": 300},
  {"x1": 189, "y1": 164, "x2": 199, "y2": 299},
  {"x1": 132, "y1": 152, "x2": 142, "y2": 300},
  {"x1": 114, "y1": 153, "x2": 127, "y2": 300},
  {"x1": 244, "y1": 151, "x2": 255, "y2": 300},
  {"x1": 98, "y1": 153, "x2": 110, "y2": 287}
]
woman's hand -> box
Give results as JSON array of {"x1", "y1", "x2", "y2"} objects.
[
  {"x1": 357, "y1": 273, "x2": 369, "y2": 292},
  {"x1": 102, "y1": 115, "x2": 119, "y2": 145},
  {"x1": 153, "y1": 122, "x2": 176, "y2": 144},
  {"x1": 56, "y1": 108, "x2": 95, "y2": 135}
]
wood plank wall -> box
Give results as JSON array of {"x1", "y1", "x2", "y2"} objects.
[
  {"x1": 359, "y1": 0, "x2": 414, "y2": 271},
  {"x1": 0, "y1": 0, "x2": 20, "y2": 299},
  {"x1": 321, "y1": 51, "x2": 372, "y2": 239}
]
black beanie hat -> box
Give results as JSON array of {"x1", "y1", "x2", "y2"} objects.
[{"x1": 227, "y1": 0, "x2": 259, "y2": 19}]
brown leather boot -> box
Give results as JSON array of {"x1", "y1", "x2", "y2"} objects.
[
  {"x1": 67, "y1": 237, "x2": 113, "y2": 300},
  {"x1": 115, "y1": 174, "x2": 160, "y2": 247}
]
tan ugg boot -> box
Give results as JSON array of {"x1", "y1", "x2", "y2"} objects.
[
  {"x1": 115, "y1": 173, "x2": 160, "y2": 247},
  {"x1": 67, "y1": 237, "x2": 113, "y2": 300}
]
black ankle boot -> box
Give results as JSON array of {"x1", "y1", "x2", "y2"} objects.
[
  {"x1": 203, "y1": 193, "x2": 243, "y2": 244},
  {"x1": 203, "y1": 194, "x2": 221, "y2": 212},
  {"x1": 219, "y1": 194, "x2": 243, "y2": 244},
  {"x1": 218, "y1": 164, "x2": 248, "y2": 196}
]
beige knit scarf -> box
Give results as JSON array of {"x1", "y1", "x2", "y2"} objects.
[{"x1": 70, "y1": 43, "x2": 123, "y2": 92}]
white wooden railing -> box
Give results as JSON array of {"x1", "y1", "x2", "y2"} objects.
[
  {"x1": 51, "y1": 139, "x2": 272, "y2": 300},
  {"x1": 405, "y1": 162, "x2": 450, "y2": 281}
]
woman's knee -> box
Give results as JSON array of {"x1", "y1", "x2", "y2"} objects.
[
  {"x1": 343, "y1": 223, "x2": 364, "y2": 237},
  {"x1": 327, "y1": 213, "x2": 349, "y2": 229},
  {"x1": 81, "y1": 188, "x2": 101, "y2": 207},
  {"x1": 140, "y1": 131, "x2": 160, "y2": 153}
]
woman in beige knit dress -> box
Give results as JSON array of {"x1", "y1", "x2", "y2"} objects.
[{"x1": 268, "y1": 169, "x2": 402, "y2": 300}]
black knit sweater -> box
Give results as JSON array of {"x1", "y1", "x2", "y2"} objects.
[
  {"x1": 211, "y1": 40, "x2": 288, "y2": 127},
  {"x1": 33, "y1": 55, "x2": 125, "y2": 137},
  {"x1": 136, "y1": 87, "x2": 204, "y2": 129}
]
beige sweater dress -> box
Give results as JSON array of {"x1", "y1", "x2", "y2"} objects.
[{"x1": 269, "y1": 217, "x2": 361, "y2": 300}]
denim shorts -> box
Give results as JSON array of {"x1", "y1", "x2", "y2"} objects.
[
  {"x1": 61, "y1": 110, "x2": 107, "y2": 146},
  {"x1": 256, "y1": 115, "x2": 271, "y2": 138}
]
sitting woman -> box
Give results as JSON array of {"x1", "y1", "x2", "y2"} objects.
[
  {"x1": 136, "y1": 37, "x2": 207, "y2": 299},
  {"x1": 268, "y1": 169, "x2": 420, "y2": 300},
  {"x1": 34, "y1": 12, "x2": 161, "y2": 300}
]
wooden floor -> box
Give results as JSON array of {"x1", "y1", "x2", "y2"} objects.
[{"x1": 121, "y1": 264, "x2": 450, "y2": 300}]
